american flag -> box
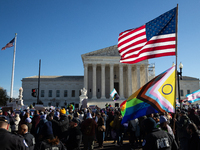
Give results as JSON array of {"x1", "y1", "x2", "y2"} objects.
[
  {"x1": 1, "y1": 37, "x2": 15, "y2": 50},
  {"x1": 118, "y1": 7, "x2": 177, "y2": 64}
]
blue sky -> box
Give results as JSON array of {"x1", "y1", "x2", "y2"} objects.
[{"x1": 0, "y1": 0, "x2": 200, "y2": 98}]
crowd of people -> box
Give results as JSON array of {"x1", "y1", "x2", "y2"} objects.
[{"x1": 0, "y1": 103, "x2": 200, "y2": 150}]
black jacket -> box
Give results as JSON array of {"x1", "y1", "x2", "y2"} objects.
[
  {"x1": 30, "y1": 114, "x2": 40, "y2": 135},
  {"x1": 38, "y1": 139, "x2": 66, "y2": 150},
  {"x1": 188, "y1": 113, "x2": 200, "y2": 127},
  {"x1": 175, "y1": 115, "x2": 190, "y2": 139},
  {"x1": 188, "y1": 132, "x2": 200, "y2": 150},
  {"x1": 23, "y1": 132, "x2": 35, "y2": 150},
  {"x1": 51, "y1": 114, "x2": 69, "y2": 138},
  {"x1": 65, "y1": 126, "x2": 82, "y2": 150},
  {"x1": 143, "y1": 128, "x2": 178, "y2": 150},
  {"x1": 0, "y1": 128, "x2": 27, "y2": 150}
]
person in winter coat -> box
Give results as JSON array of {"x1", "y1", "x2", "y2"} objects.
[
  {"x1": 19, "y1": 112, "x2": 29, "y2": 127},
  {"x1": 105, "y1": 110, "x2": 114, "y2": 140},
  {"x1": 0, "y1": 115, "x2": 28, "y2": 149},
  {"x1": 36, "y1": 121, "x2": 66, "y2": 150},
  {"x1": 38, "y1": 135, "x2": 66, "y2": 150},
  {"x1": 158, "y1": 115, "x2": 175, "y2": 139},
  {"x1": 187, "y1": 122, "x2": 200, "y2": 150},
  {"x1": 112, "y1": 111, "x2": 123, "y2": 146},
  {"x1": 142, "y1": 117, "x2": 178, "y2": 150},
  {"x1": 128, "y1": 118, "x2": 139, "y2": 149},
  {"x1": 65, "y1": 118, "x2": 82, "y2": 150},
  {"x1": 11, "y1": 113, "x2": 21, "y2": 134},
  {"x1": 30, "y1": 110, "x2": 40, "y2": 136},
  {"x1": 188, "y1": 109, "x2": 200, "y2": 129},
  {"x1": 50, "y1": 108, "x2": 69, "y2": 139},
  {"x1": 174, "y1": 110, "x2": 190, "y2": 150},
  {"x1": 96, "y1": 117, "x2": 106, "y2": 148},
  {"x1": 35, "y1": 113, "x2": 52, "y2": 143},
  {"x1": 18, "y1": 124, "x2": 35, "y2": 150},
  {"x1": 25, "y1": 117, "x2": 32, "y2": 133},
  {"x1": 81, "y1": 113, "x2": 97, "y2": 150}
]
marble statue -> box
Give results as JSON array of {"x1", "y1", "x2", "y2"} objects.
[
  {"x1": 19, "y1": 87, "x2": 23, "y2": 100},
  {"x1": 81, "y1": 87, "x2": 87, "y2": 96}
]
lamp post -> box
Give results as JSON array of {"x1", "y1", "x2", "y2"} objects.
[{"x1": 177, "y1": 62, "x2": 183, "y2": 109}]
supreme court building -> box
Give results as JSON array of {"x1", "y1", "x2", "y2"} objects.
[{"x1": 22, "y1": 45, "x2": 154, "y2": 108}]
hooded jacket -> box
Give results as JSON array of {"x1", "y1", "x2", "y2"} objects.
[
  {"x1": 51, "y1": 114, "x2": 69, "y2": 133},
  {"x1": 142, "y1": 118, "x2": 178, "y2": 150}
]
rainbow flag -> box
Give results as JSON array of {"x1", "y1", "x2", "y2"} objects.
[{"x1": 121, "y1": 66, "x2": 176, "y2": 123}]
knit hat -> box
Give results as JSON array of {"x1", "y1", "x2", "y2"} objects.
[
  {"x1": 25, "y1": 117, "x2": 32, "y2": 123},
  {"x1": 60, "y1": 108, "x2": 66, "y2": 115},
  {"x1": 160, "y1": 115, "x2": 167, "y2": 124}
]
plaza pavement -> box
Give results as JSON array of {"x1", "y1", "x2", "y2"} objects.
[{"x1": 80, "y1": 139, "x2": 143, "y2": 150}]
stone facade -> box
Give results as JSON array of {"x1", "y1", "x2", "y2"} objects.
[
  {"x1": 22, "y1": 76, "x2": 84, "y2": 107},
  {"x1": 21, "y1": 45, "x2": 200, "y2": 108},
  {"x1": 81, "y1": 45, "x2": 149, "y2": 99},
  {"x1": 178, "y1": 76, "x2": 200, "y2": 100},
  {"x1": 22, "y1": 45, "x2": 151, "y2": 108}
]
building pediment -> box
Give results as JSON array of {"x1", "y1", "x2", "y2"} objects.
[{"x1": 81, "y1": 45, "x2": 120, "y2": 57}]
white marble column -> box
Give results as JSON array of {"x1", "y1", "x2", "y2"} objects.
[
  {"x1": 84, "y1": 64, "x2": 88, "y2": 91},
  {"x1": 128, "y1": 65, "x2": 132, "y2": 96},
  {"x1": 119, "y1": 64, "x2": 124, "y2": 99},
  {"x1": 145, "y1": 64, "x2": 149, "y2": 83},
  {"x1": 110, "y1": 64, "x2": 114, "y2": 99},
  {"x1": 137, "y1": 65, "x2": 141, "y2": 89},
  {"x1": 92, "y1": 64, "x2": 97, "y2": 99},
  {"x1": 101, "y1": 64, "x2": 106, "y2": 99}
]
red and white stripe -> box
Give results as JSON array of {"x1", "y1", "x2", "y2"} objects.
[
  {"x1": 1, "y1": 43, "x2": 14, "y2": 50},
  {"x1": 118, "y1": 25, "x2": 176, "y2": 64}
]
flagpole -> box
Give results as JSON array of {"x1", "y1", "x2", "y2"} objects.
[
  {"x1": 175, "y1": 4, "x2": 178, "y2": 107},
  {"x1": 10, "y1": 33, "x2": 17, "y2": 100},
  {"x1": 173, "y1": 4, "x2": 178, "y2": 134}
]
